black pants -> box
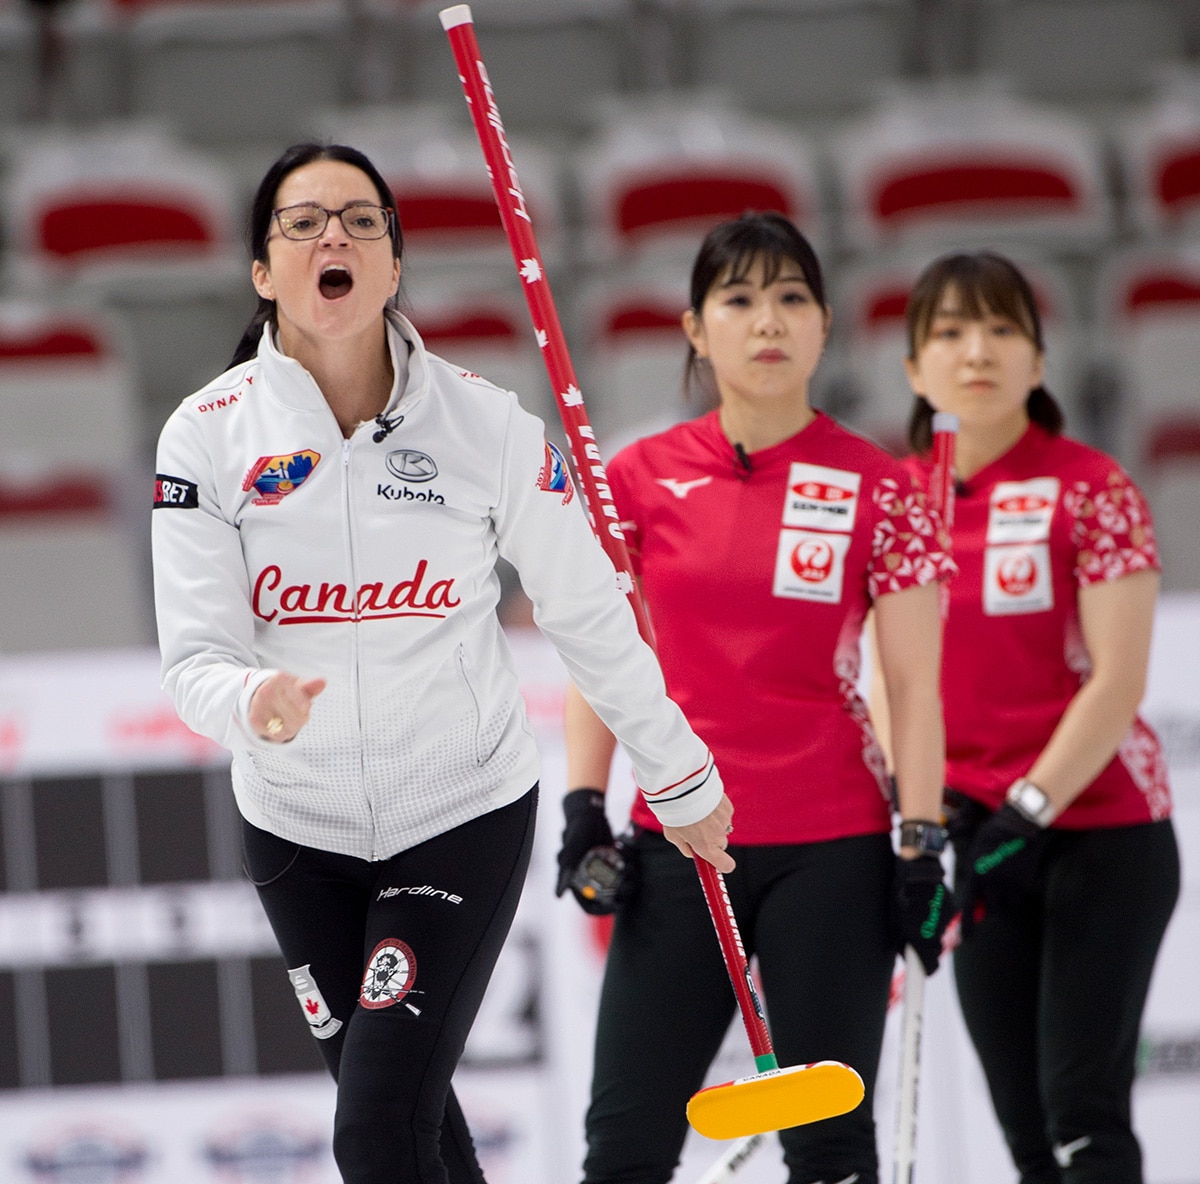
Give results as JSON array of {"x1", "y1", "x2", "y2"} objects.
[
  {"x1": 242, "y1": 788, "x2": 537, "y2": 1184},
  {"x1": 583, "y1": 830, "x2": 896, "y2": 1184},
  {"x1": 951, "y1": 818, "x2": 1179, "y2": 1184}
]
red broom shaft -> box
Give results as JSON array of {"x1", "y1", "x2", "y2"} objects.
[
  {"x1": 440, "y1": 7, "x2": 651, "y2": 641},
  {"x1": 440, "y1": 3, "x2": 770, "y2": 1064},
  {"x1": 696, "y1": 858, "x2": 774, "y2": 1062},
  {"x1": 929, "y1": 412, "x2": 958, "y2": 527}
]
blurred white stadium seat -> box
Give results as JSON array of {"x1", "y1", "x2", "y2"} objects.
[
  {"x1": 0, "y1": 4, "x2": 38, "y2": 126},
  {"x1": 1118, "y1": 71, "x2": 1200, "y2": 238},
  {"x1": 832, "y1": 85, "x2": 1113, "y2": 254},
  {"x1": 5, "y1": 125, "x2": 239, "y2": 283},
  {"x1": 1142, "y1": 420, "x2": 1200, "y2": 591},
  {"x1": 0, "y1": 300, "x2": 150, "y2": 651},
  {"x1": 2, "y1": 124, "x2": 251, "y2": 441},
  {"x1": 974, "y1": 0, "x2": 1186, "y2": 105},
  {"x1": 126, "y1": 0, "x2": 352, "y2": 146},
  {"x1": 317, "y1": 103, "x2": 564, "y2": 279},
  {"x1": 574, "y1": 94, "x2": 824, "y2": 272},
  {"x1": 409, "y1": 0, "x2": 633, "y2": 137},
  {"x1": 0, "y1": 299, "x2": 138, "y2": 469},
  {"x1": 680, "y1": 0, "x2": 913, "y2": 120},
  {"x1": 1096, "y1": 246, "x2": 1200, "y2": 471},
  {"x1": 574, "y1": 275, "x2": 695, "y2": 451},
  {"x1": 406, "y1": 282, "x2": 557, "y2": 429},
  {"x1": 0, "y1": 511, "x2": 151, "y2": 651},
  {"x1": 38, "y1": 0, "x2": 129, "y2": 126},
  {"x1": 836, "y1": 252, "x2": 1080, "y2": 455}
]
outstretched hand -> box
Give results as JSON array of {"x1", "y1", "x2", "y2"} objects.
[
  {"x1": 249, "y1": 672, "x2": 327, "y2": 743},
  {"x1": 662, "y1": 793, "x2": 735, "y2": 872}
]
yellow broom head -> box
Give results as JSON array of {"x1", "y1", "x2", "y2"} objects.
[{"x1": 687, "y1": 1060, "x2": 865, "y2": 1140}]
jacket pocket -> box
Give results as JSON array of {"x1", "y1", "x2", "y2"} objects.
[{"x1": 456, "y1": 644, "x2": 487, "y2": 766}]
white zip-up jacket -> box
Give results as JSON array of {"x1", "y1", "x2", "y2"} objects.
[{"x1": 152, "y1": 313, "x2": 722, "y2": 860}]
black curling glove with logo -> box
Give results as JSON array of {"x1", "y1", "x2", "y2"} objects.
[
  {"x1": 555, "y1": 788, "x2": 617, "y2": 915},
  {"x1": 892, "y1": 854, "x2": 955, "y2": 975},
  {"x1": 958, "y1": 803, "x2": 1051, "y2": 936}
]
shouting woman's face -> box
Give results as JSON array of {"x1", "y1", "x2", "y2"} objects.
[{"x1": 252, "y1": 159, "x2": 400, "y2": 356}]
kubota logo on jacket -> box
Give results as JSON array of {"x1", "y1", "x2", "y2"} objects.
[{"x1": 252, "y1": 560, "x2": 461, "y2": 625}]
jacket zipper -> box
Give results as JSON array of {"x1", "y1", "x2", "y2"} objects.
[
  {"x1": 456, "y1": 645, "x2": 486, "y2": 766},
  {"x1": 343, "y1": 437, "x2": 377, "y2": 856}
]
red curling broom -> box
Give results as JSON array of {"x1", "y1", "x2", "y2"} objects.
[{"x1": 438, "y1": 3, "x2": 864, "y2": 1141}]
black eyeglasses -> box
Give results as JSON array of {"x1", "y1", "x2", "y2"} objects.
[{"x1": 272, "y1": 203, "x2": 393, "y2": 241}]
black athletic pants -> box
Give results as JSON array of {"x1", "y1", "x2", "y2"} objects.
[
  {"x1": 583, "y1": 830, "x2": 896, "y2": 1184},
  {"x1": 242, "y1": 788, "x2": 537, "y2": 1184},
  {"x1": 951, "y1": 817, "x2": 1179, "y2": 1184}
]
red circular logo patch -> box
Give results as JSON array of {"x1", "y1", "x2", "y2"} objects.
[
  {"x1": 997, "y1": 550, "x2": 1037, "y2": 596},
  {"x1": 790, "y1": 538, "x2": 834, "y2": 583},
  {"x1": 360, "y1": 939, "x2": 417, "y2": 1009}
]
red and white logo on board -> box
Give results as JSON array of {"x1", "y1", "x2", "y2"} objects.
[
  {"x1": 773, "y1": 529, "x2": 851, "y2": 602},
  {"x1": 984, "y1": 543, "x2": 1053, "y2": 614}
]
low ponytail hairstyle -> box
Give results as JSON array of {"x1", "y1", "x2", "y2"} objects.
[
  {"x1": 683, "y1": 211, "x2": 828, "y2": 407},
  {"x1": 228, "y1": 142, "x2": 404, "y2": 368},
  {"x1": 905, "y1": 251, "x2": 1063, "y2": 454}
]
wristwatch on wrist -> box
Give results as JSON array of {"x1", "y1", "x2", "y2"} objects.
[
  {"x1": 898, "y1": 819, "x2": 949, "y2": 855},
  {"x1": 1006, "y1": 777, "x2": 1055, "y2": 827}
]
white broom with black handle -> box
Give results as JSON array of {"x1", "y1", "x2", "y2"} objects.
[{"x1": 894, "y1": 410, "x2": 958, "y2": 1184}]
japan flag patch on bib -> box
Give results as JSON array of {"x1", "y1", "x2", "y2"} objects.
[
  {"x1": 773, "y1": 529, "x2": 852, "y2": 602},
  {"x1": 984, "y1": 543, "x2": 1053, "y2": 614}
]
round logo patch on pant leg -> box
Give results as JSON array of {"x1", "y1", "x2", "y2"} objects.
[{"x1": 360, "y1": 939, "x2": 417, "y2": 1010}]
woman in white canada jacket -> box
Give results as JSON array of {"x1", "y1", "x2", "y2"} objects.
[{"x1": 151, "y1": 142, "x2": 731, "y2": 1184}]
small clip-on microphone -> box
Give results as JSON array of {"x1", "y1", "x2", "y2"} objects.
[{"x1": 373, "y1": 412, "x2": 403, "y2": 443}]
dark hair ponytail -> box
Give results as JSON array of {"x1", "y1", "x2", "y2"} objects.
[
  {"x1": 229, "y1": 142, "x2": 403, "y2": 368},
  {"x1": 229, "y1": 302, "x2": 277, "y2": 369}
]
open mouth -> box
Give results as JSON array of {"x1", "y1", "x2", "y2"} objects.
[{"x1": 319, "y1": 265, "x2": 353, "y2": 300}]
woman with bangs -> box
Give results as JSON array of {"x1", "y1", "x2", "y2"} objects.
[
  {"x1": 900, "y1": 251, "x2": 1180, "y2": 1184},
  {"x1": 555, "y1": 211, "x2": 956, "y2": 1184}
]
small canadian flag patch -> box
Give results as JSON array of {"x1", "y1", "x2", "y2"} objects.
[{"x1": 288, "y1": 964, "x2": 342, "y2": 1040}]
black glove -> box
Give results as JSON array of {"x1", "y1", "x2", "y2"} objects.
[
  {"x1": 892, "y1": 854, "x2": 954, "y2": 975},
  {"x1": 958, "y1": 804, "x2": 1050, "y2": 936},
  {"x1": 556, "y1": 788, "x2": 620, "y2": 916}
]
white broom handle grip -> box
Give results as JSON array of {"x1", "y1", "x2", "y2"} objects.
[
  {"x1": 892, "y1": 412, "x2": 956, "y2": 1182},
  {"x1": 894, "y1": 946, "x2": 925, "y2": 1184}
]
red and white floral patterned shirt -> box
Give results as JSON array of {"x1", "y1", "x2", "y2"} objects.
[
  {"x1": 609, "y1": 410, "x2": 953, "y2": 844},
  {"x1": 906, "y1": 423, "x2": 1171, "y2": 828}
]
